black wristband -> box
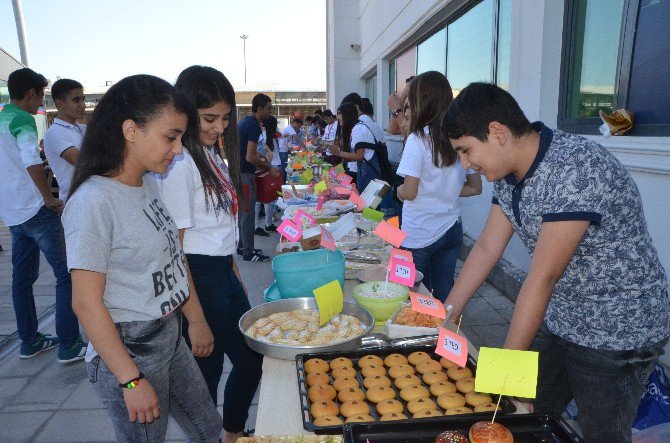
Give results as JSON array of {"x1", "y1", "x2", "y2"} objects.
[{"x1": 119, "y1": 372, "x2": 145, "y2": 389}]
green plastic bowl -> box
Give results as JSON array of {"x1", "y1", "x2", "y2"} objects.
[{"x1": 352, "y1": 281, "x2": 409, "y2": 325}]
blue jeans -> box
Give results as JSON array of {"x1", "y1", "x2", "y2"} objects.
[
  {"x1": 531, "y1": 324, "x2": 667, "y2": 443},
  {"x1": 279, "y1": 151, "x2": 288, "y2": 181},
  {"x1": 9, "y1": 206, "x2": 79, "y2": 347},
  {"x1": 404, "y1": 219, "x2": 463, "y2": 302},
  {"x1": 357, "y1": 156, "x2": 381, "y2": 194}
]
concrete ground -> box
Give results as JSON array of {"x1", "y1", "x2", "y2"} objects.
[{"x1": 0, "y1": 221, "x2": 516, "y2": 442}]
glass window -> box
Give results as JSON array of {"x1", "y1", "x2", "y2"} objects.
[
  {"x1": 496, "y1": 0, "x2": 512, "y2": 90},
  {"x1": 447, "y1": 0, "x2": 495, "y2": 96},
  {"x1": 389, "y1": 58, "x2": 396, "y2": 95},
  {"x1": 365, "y1": 73, "x2": 377, "y2": 112},
  {"x1": 395, "y1": 46, "x2": 416, "y2": 93},
  {"x1": 417, "y1": 28, "x2": 446, "y2": 75},
  {"x1": 0, "y1": 80, "x2": 8, "y2": 103}
]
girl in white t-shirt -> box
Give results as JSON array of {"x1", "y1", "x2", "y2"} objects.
[
  {"x1": 396, "y1": 71, "x2": 482, "y2": 302},
  {"x1": 156, "y1": 66, "x2": 262, "y2": 443}
]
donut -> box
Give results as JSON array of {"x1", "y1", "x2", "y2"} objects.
[
  {"x1": 436, "y1": 392, "x2": 466, "y2": 409},
  {"x1": 357, "y1": 354, "x2": 384, "y2": 368},
  {"x1": 361, "y1": 364, "x2": 386, "y2": 378},
  {"x1": 332, "y1": 376, "x2": 359, "y2": 392},
  {"x1": 474, "y1": 402, "x2": 501, "y2": 413},
  {"x1": 429, "y1": 381, "x2": 457, "y2": 397},
  {"x1": 308, "y1": 384, "x2": 336, "y2": 402},
  {"x1": 445, "y1": 406, "x2": 473, "y2": 415},
  {"x1": 395, "y1": 373, "x2": 422, "y2": 389},
  {"x1": 388, "y1": 364, "x2": 415, "y2": 379},
  {"x1": 380, "y1": 412, "x2": 408, "y2": 421},
  {"x1": 305, "y1": 358, "x2": 330, "y2": 374},
  {"x1": 331, "y1": 366, "x2": 357, "y2": 379},
  {"x1": 435, "y1": 431, "x2": 468, "y2": 443},
  {"x1": 469, "y1": 422, "x2": 514, "y2": 443},
  {"x1": 413, "y1": 409, "x2": 443, "y2": 418},
  {"x1": 376, "y1": 398, "x2": 404, "y2": 415},
  {"x1": 455, "y1": 377, "x2": 475, "y2": 394},
  {"x1": 465, "y1": 392, "x2": 492, "y2": 407},
  {"x1": 384, "y1": 353, "x2": 408, "y2": 367},
  {"x1": 363, "y1": 374, "x2": 392, "y2": 389},
  {"x1": 447, "y1": 365, "x2": 473, "y2": 381},
  {"x1": 340, "y1": 399, "x2": 370, "y2": 418},
  {"x1": 422, "y1": 370, "x2": 448, "y2": 385},
  {"x1": 310, "y1": 400, "x2": 339, "y2": 418},
  {"x1": 329, "y1": 357, "x2": 353, "y2": 370},
  {"x1": 338, "y1": 386, "x2": 365, "y2": 403},
  {"x1": 345, "y1": 414, "x2": 374, "y2": 423},
  {"x1": 407, "y1": 351, "x2": 432, "y2": 365},
  {"x1": 407, "y1": 397, "x2": 437, "y2": 414},
  {"x1": 313, "y1": 415, "x2": 343, "y2": 426},
  {"x1": 439, "y1": 357, "x2": 457, "y2": 369},
  {"x1": 415, "y1": 359, "x2": 442, "y2": 375},
  {"x1": 399, "y1": 384, "x2": 430, "y2": 401},
  {"x1": 306, "y1": 372, "x2": 330, "y2": 387},
  {"x1": 366, "y1": 385, "x2": 395, "y2": 403}
]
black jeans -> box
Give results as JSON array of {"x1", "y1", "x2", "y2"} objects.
[
  {"x1": 183, "y1": 254, "x2": 263, "y2": 434},
  {"x1": 531, "y1": 323, "x2": 667, "y2": 443}
]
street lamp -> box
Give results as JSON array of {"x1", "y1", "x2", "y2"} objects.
[{"x1": 240, "y1": 34, "x2": 248, "y2": 84}]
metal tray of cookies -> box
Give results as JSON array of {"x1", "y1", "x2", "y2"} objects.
[{"x1": 295, "y1": 344, "x2": 517, "y2": 434}]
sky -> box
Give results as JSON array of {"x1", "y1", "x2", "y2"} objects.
[{"x1": 0, "y1": 0, "x2": 326, "y2": 90}]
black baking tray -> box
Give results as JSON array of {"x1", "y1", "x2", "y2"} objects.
[
  {"x1": 295, "y1": 344, "x2": 517, "y2": 434},
  {"x1": 343, "y1": 414, "x2": 582, "y2": 442}
]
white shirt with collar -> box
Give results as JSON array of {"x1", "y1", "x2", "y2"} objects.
[
  {"x1": 44, "y1": 118, "x2": 86, "y2": 200},
  {"x1": 351, "y1": 114, "x2": 384, "y2": 164}
]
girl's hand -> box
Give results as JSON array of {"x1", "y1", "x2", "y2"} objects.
[
  {"x1": 329, "y1": 143, "x2": 341, "y2": 155},
  {"x1": 188, "y1": 319, "x2": 214, "y2": 357},
  {"x1": 123, "y1": 379, "x2": 160, "y2": 423}
]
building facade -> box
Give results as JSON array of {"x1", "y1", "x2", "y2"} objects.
[{"x1": 327, "y1": 0, "x2": 670, "y2": 362}]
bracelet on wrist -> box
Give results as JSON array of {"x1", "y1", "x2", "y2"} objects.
[{"x1": 119, "y1": 372, "x2": 145, "y2": 389}]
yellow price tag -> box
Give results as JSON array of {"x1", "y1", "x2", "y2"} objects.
[
  {"x1": 334, "y1": 164, "x2": 345, "y2": 174},
  {"x1": 313, "y1": 280, "x2": 344, "y2": 326},
  {"x1": 474, "y1": 347, "x2": 539, "y2": 398},
  {"x1": 300, "y1": 169, "x2": 314, "y2": 184},
  {"x1": 314, "y1": 180, "x2": 327, "y2": 193}
]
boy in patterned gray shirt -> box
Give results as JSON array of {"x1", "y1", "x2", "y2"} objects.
[{"x1": 442, "y1": 82, "x2": 669, "y2": 442}]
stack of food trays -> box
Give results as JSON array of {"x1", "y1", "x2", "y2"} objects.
[{"x1": 295, "y1": 345, "x2": 517, "y2": 433}]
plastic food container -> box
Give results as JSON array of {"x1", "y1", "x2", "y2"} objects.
[
  {"x1": 272, "y1": 249, "x2": 345, "y2": 298},
  {"x1": 352, "y1": 281, "x2": 409, "y2": 324}
]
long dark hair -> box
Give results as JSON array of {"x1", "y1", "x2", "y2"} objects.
[
  {"x1": 68, "y1": 74, "x2": 192, "y2": 200},
  {"x1": 408, "y1": 71, "x2": 456, "y2": 167},
  {"x1": 263, "y1": 115, "x2": 278, "y2": 151},
  {"x1": 175, "y1": 65, "x2": 242, "y2": 211},
  {"x1": 336, "y1": 102, "x2": 358, "y2": 153}
]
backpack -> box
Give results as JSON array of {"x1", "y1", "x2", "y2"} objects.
[{"x1": 354, "y1": 122, "x2": 395, "y2": 185}]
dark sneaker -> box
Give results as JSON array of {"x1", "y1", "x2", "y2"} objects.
[
  {"x1": 58, "y1": 337, "x2": 87, "y2": 364},
  {"x1": 237, "y1": 247, "x2": 262, "y2": 256},
  {"x1": 20, "y1": 333, "x2": 60, "y2": 359},
  {"x1": 254, "y1": 227, "x2": 270, "y2": 237},
  {"x1": 265, "y1": 224, "x2": 277, "y2": 232},
  {"x1": 243, "y1": 252, "x2": 270, "y2": 262}
]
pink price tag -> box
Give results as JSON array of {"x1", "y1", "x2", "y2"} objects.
[
  {"x1": 435, "y1": 327, "x2": 468, "y2": 368},
  {"x1": 337, "y1": 173, "x2": 353, "y2": 185},
  {"x1": 409, "y1": 292, "x2": 446, "y2": 319},
  {"x1": 390, "y1": 248, "x2": 413, "y2": 263},
  {"x1": 292, "y1": 209, "x2": 316, "y2": 228},
  {"x1": 334, "y1": 187, "x2": 352, "y2": 196},
  {"x1": 320, "y1": 226, "x2": 336, "y2": 251},
  {"x1": 329, "y1": 168, "x2": 338, "y2": 179},
  {"x1": 373, "y1": 221, "x2": 407, "y2": 248},
  {"x1": 349, "y1": 192, "x2": 365, "y2": 210},
  {"x1": 316, "y1": 195, "x2": 324, "y2": 210},
  {"x1": 388, "y1": 257, "x2": 416, "y2": 287},
  {"x1": 277, "y1": 219, "x2": 302, "y2": 242}
]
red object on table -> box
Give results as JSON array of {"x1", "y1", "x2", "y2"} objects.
[{"x1": 255, "y1": 170, "x2": 284, "y2": 204}]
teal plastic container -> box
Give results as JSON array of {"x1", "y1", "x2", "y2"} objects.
[{"x1": 270, "y1": 249, "x2": 345, "y2": 298}]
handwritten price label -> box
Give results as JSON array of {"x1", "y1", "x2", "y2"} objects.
[
  {"x1": 373, "y1": 221, "x2": 407, "y2": 248},
  {"x1": 329, "y1": 168, "x2": 338, "y2": 179},
  {"x1": 337, "y1": 173, "x2": 352, "y2": 185},
  {"x1": 409, "y1": 292, "x2": 445, "y2": 319},
  {"x1": 349, "y1": 192, "x2": 365, "y2": 210},
  {"x1": 292, "y1": 210, "x2": 316, "y2": 228},
  {"x1": 314, "y1": 180, "x2": 327, "y2": 193},
  {"x1": 390, "y1": 248, "x2": 413, "y2": 263},
  {"x1": 320, "y1": 226, "x2": 336, "y2": 251},
  {"x1": 435, "y1": 327, "x2": 468, "y2": 368},
  {"x1": 277, "y1": 219, "x2": 303, "y2": 242},
  {"x1": 334, "y1": 187, "x2": 352, "y2": 196},
  {"x1": 388, "y1": 257, "x2": 416, "y2": 287}
]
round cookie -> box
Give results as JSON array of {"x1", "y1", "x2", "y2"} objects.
[
  {"x1": 305, "y1": 358, "x2": 330, "y2": 374},
  {"x1": 345, "y1": 414, "x2": 374, "y2": 423},
  {"x1": 376, "y1": 398, "x2": 404, "y2": 415},
  {"x1": 429, "y1": 381, "x2": 457, "y2": 397},
  {"x1": 474, "y1": 402, "x2": 501, "y2": 413},
  {"x1": 422, "y1": 370, "x2": 448, "y2": 385},
  {"x1": 445, "y1": 406, "x2": 473, "y2": 415},
  {"x1": 310, "y1": 400, "x2": 339, "y2": 418},
  {"x1": 455, "y1": 377, "x2": 475, "y2": 394},
  {"x1": 308, "y1": 384, "x2": 337, "y2": 402},
  {"x1": 413, "y1": 409, "x2": 444, "y2": 418},
  {"x1": 415, "y1": 359, "x2": 442, "y2": 375},
  {"x1": 332, "y1": 376, "x2": 359, "y2": 392},
  {"x1": 399, "y1": 384, "x2": 430, "y2": 402},
  {"x1": 361, "y1": 364, "x2": 386, "y2": 378},
  {"x1": 330, "y1": 357, "x2": 353, "y2": 370},
  {"x1": 447, "y1": 365, "x2": 473, "y2": 381},
  {"x1": 388, "y1": 364, "x2": 415, "y2": 379},
  {"x1": 407, "y1": 351, "x2": 432, "y2": 365},
  {"x1": 395, "y1": 373, "x2": 422, "y2": 390},
  {"x1": 340, "y1": 399, "x2": 370, "y2": 418},
  {"x1": 439, "y1": 357, "x2": 457, "y2": 369},
  {"x1": 436, "y1": 392, "x2": 466, "y2": 409},
  {"x1": 358, "y1": 354, "x2": 384, "y2": 368},
  {"x1": 365, "y1": 385, "x2": 396, "y2": 403},
  {"x1": 384, "y1": 353, "x2": 408, "y2": 367},
  {"x1": 332, "y1": 366, "x2": 357, "y2": 379},
  {"x1": 306, "y1": 372, "x2": 330, "y2": 387},
  {"x1": 465, "y1": 392, "x2": 492, "y2": 407},
  {"x1": 338, "y1": 386, "x2": 365, "y2": 403},
  {"x1": 407, "y1": 397, "x2": 437, "y2": 414},
  {"x1": 363, "y1": 374, "x2": 392, "y2": 389},
  {"x1": 313, "y1": 415, "x2": 344, "y2": 426},
  {"x1": 380, "y1": 412, "x2": 408, "y2": 421}
]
